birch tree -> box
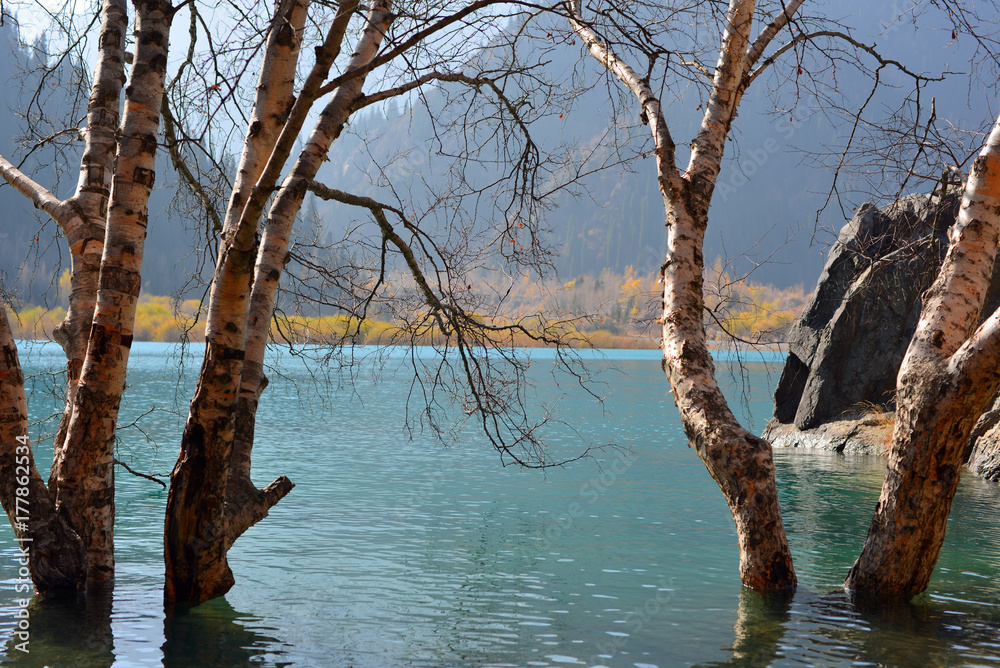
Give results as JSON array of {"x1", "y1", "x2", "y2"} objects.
[
  {"x1": 2, "y1": 0, "x2": 595, "y2": 602},
  {"x1": 161, "y1": 0, "x2": 598, "y2": 603},
  {"x1": 0, "y1": 0, "x2": 172, "y2": 592},
  {"x1": 570, "y1": 0, "x2": 802, "y2": 590},
  {"x1": 569, "y1": 0, "x2": 998, "y2": 596},
  {"x1": 845, "y1": 116, "x2": 1000, "y2": 596}
]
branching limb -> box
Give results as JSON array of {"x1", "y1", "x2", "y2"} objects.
[
  {"x1": 566, "y1": 0, "x2": 683, "y2": 194},
  {"x1": 161, "y1": 97, "x2": 224, "y2": 233},
  {"x1": 748, "y1": 29, "x2": 949, "y2": 86},
  {"x1": 314, "y1": 0, "x2": 554, "y2": 98},
  {"x1": 687, "y1": 0, "x2": 754, "y2": 183},
  {"x1": 744, "y1": 0, "x2": 806, "y2": 70},
  {"x1": 114, "y1": 458, "x2": 167, "y2": 488},
  {"x1": 0, "y1": 153, "x2": 70, "y2": 228}
]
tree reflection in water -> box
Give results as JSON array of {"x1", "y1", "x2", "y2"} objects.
[
  {"x1": 701, "y1": 587, "x2": 1000, "y2": 666},
  {"x1": 3, "y1": 589, "x2": 113, "y2": 668},
  {"x1": 162, "y1": 597, "x2": 288, "y2": 667}
]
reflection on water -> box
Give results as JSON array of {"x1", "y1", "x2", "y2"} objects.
[
  {"x1": 0, "y1": 345, "x2": 998, "y2": 666},
  {"x1": 1, "y1": 590, "x2": 113, "y2": 667},
  {"x1": 702, "y1": 587, "x2": 1000, "y2": 667},
  {"x1": 162, "y1": 598, "x2": 289, "y2": 668}
]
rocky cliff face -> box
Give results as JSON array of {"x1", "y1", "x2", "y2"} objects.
[
  {"x1": 967, "y1": 402, "x2": 1000, "y2": 480},
  {"x1": 773, "y1": 192, "x2": 963, "y2": 432},
  {"x1": 765, "y1": 189, "x2": 1000, "y2": 466}
]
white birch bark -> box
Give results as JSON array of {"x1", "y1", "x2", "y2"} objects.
[
  {"x1": 846, "y1": 114, "x2": 1000, "y2": 596},
  {"x1": 572, "y1": 0, "x2": 800, "y2": 590},
  {"x1": 0, "y1": 0, "x2": 130, "y2": 594},
  {"x1": 0, "y1": 0, "x2": 128, "y2": 500},
  {"x1": 52, "y1": 0, "x2": 172, "y2": 587},
  {"x1": 224, "y1": 3, "x2": 394, "y2": 550},
  {"x1": 165, "y1": 0, "x2": 372, "y2": 604}
]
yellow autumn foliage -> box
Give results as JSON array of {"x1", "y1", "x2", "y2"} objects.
[{"x1": 10, "y1": 260, "x2": 811, "y2": 350}]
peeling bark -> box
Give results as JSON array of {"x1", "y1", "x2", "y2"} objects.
[
  {"x1": 51, "y1": 0, "x2": 172, "y2": 587},
  {"x1": 165, "y1": 0, "x2": 379, "y2": 604},
  {"x1": 0, "y1": 307, "x2": 87, "y2": 596},
  {"x1": 218, "y1": 0, "x2": 310, "y2": 553},
  {"x1": 571, "y1": 0, "x2": 798, "y2": 590},
  {"x1": 48, "y1": 0, "x2": 129, "y2": 488},
  {"x1": 0, "y1": 0, "x2": 130, "y2": 596},
  {"x1": 846, "y1": 115, "x2": 1000, "y2": 596},
  {"x1": 224, "y1": 0, "x2": 394, "y2": 549}
]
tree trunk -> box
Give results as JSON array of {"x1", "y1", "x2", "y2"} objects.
[
  {"x1": 0, "y1": 0, "x2": 133, "y2": 596},
  {"x1": 165, "y1": 0, "x2": 369, "y2": 604},
  {"x1": 0, "y1": 307, "x2": 87, "y2": 596},
  {"x1": 0, "y1": 0, "x2": 127, "y2": 501},
  {"x1": 846, "y1": 115, "x2": 1000, "y2": 596},
  {"x1": 50, "y1": 0, "x2": 172, "y2": 587},
  {"x1": 221, "y1": 0, "x2": 309, "y2": 235},
  {"x1": 225, "y1": 0, "x2": 393, "y2": 548},
  {"x1": 660, "y1": 197, "x2": 796, "y2": 590},
  {"x1": 49, "y1": 0, "x2": 129, "y2": 488},
  {"x1": 219, "y1": 0, "x2": 309, "y2": 554},
  {"x1": 571, "y1": 0, "x2": 797, "y2": 590}
]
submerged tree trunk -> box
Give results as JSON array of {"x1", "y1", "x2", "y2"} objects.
[
  {"x1": 571, "y1": 0, "x2": 799, "y2": 590},
  {"x1": 0, "y1": 307, "x2": 87, "y2": 596},
  {"x1": 163, "y1": 0, "x2": 318, "y2": 604},
  {"x1": 165, "y1": 0, "x2": 374, "y2": 603},
  {"x1": 846, "y1": 115, "x2": 1000, "y2": 596},
  {"x1": 50, "y1": 0, "x2": 172, "y2": 587},
  {"x1": 0, "y1": 0, "x2": 142, "y2": 595}
]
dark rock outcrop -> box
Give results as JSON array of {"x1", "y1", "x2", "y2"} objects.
[
  {"x1": 774, "y1": 191, "x2": 967, "y2": 432},
  {"x1": 967, "y1": 400, "x2": 1000, "y2": 480},
  {"x1": 766, "y1": 189, "x2": 1000, "y2": 457}
]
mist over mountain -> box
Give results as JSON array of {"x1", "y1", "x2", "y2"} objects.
[
  {"x1": 315, "y1": 3, "x2": 993, "y2": 288},
  {"x1": 0, "y1": 2, "x2": 994, "y2": 304}
]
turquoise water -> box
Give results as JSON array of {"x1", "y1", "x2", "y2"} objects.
[{"x1": 1, "y1": 342, "x2": 1000, "y2": 667}]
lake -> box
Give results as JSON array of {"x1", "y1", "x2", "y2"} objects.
[{"x1": 2, "y1": 342, "x2": 1000, "y2": 667}]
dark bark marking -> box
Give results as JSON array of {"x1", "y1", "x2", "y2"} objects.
[
  {"x1": 139, "y1": 134, "x2": 158, "y2": 155},
  {"x1": 133, "y1": 166, "x2": 155, "y2": 188},
  {"x1": 99, "y1": 266, "x2": 142, "y2": 295},
  {"x1": 275, "y1": 21, "x2": 295, "y2": 47},
  {"x1": 139, "y1": 30, "x2": 166, "y2": 47},
  {"x1": 99, "y1": 28, "x2": 122, "y2": 49},
  {"x1": 216, "y1": 344, "x2": 246, "y2": 361}
]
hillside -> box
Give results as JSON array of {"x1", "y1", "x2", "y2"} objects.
[{"x1": 1, "y1": 2, "x2": 994, "y2": 305}]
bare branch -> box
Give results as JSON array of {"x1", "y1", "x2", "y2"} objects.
[
  {"x1": 748, "y1": 29, "x2": 949, "y2": 86},
  {"x1": 0, "y1": 153, "x2": 69, "y2": 229},
  {"x1": 161, "y1": 97, "x2": 224, "y2": 233},
  {"x1": 744, "y1": 0, "x2": 806, "y2": 71}
]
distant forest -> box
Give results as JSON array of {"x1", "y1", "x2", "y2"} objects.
[
  {"x1": 1, "y1": 3, "x2": 989, "y2": 311},
  {"x1": 11, "y1": 264, "x2": 811, "y2": 348}
]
